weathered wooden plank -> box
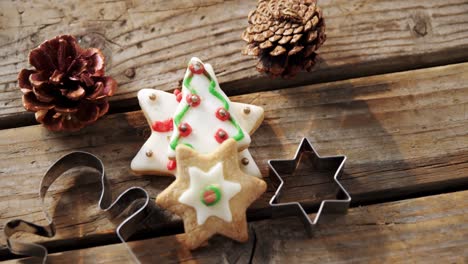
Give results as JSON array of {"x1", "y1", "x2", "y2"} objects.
[
  {"x1": 6, "y1": 190, "x2": 468, "y2": 263},
  {"x1": 252, "y1": 191, "x2": 468, "y2": 264},
  {"x1": 1, "y1": 0, "x2": 468, "y2": 126},
  {"x1": 1, "y1": 62, "x2": 467, "y2": 253},
  {"x1": 3, "y1": 229, "x2": 254, "y2": 263}
]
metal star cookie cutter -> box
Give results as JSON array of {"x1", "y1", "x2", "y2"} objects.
[
  {"x1": 4, "y1": 151, "x2": 164, "y2": 264},
  {"x1": 268, "y1": 138, "x2": 351, "y2": 236}
]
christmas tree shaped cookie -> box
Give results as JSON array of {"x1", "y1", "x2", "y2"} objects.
[
  {"x1": 156, "y1": 139, "x2": 267, "y2": 249},
  {"x1": 167, "y1": 57, "x2": 251, "y2": 158}
]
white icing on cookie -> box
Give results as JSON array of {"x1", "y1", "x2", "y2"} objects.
[
  {"x1": 238, "y1": 149, "x2": 262, "y2": 178},
  {"x1": 167, "y1": 57, "x2": 251, "y2": 158},
  {"x1": 178, "y1": 162, "x2": 241, "y2": 225},
  {"x1": 204, "y1": 63, "x2": 264, "y2": 137},
  {"x1": 130, "y1": 89, "x2": 176, "y2": 175},
  {"x1": 131, "y1": 88, "x2": 264, "y2": 177}
]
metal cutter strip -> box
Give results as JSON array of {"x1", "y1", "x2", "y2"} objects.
[
  {"x1": 268, "y1": 137, "x2": 352, "y2": 236},
  {"x1": 4, "y1": 151, "x2": 159, "y2": 264}
]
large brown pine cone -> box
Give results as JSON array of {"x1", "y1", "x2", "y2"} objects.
[
  {"x1": 242, "y1": 0, "x2": 326, "y2": 78},
  {"x1": 18, "y1": 35, "x2": 117, "y2": 131}
]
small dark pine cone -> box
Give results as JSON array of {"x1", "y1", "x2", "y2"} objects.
[
  {"x1": 18, "y1": 35, "x2": 117, "y2": 131},
  {"x1": 242, "y1": 0, "x2": 326, "y2": 78}
]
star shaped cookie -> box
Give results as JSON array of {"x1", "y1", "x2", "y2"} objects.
[
  {"x1": 156, "y1": 139, "x2": 267, "y2": 249},
  {"x1": 131, "y1": 60, "x2": 264, "y2": 177},
  {"x1": 179, "y1": 162, "x2": 241, "y2": 225}
]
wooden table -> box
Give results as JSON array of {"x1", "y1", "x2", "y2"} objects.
[{"x1": 1, "y1": 0, "x2": 467, "y2": 263}]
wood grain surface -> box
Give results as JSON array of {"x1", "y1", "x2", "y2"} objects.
[
  {"x1": 252, "y1": 190, "x2": 468, "y2": 264},
  {"x1": 5, "y1": 190, "x2": 467, "y2": 263},
  {"x1": 4, "y1": 229, "x2": 255, "y2": 263},
  {"x1": 1, "y1": 0, "x2": 468, "y2": 127},
  {"x1": 1, "y1": 62, "x2": 467, "y2": 256}
]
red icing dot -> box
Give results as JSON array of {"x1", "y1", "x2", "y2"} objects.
[
  {"x1": 186, "y1": 94, "x2": 201, "y2": 107},
  {"x1": 216, "y1": 107, "x2": 230, "y2": 121},
  {"x1": 215, "y1": 128, "x2": 228, "y2": 143},
  {"x1": 178, "y1": 122, "x2": 192, "y2": 137},
  {"x1": 152, "y1": 118, "x2": 173, "y2": 132},
  {"x1": 203, "y1": 190, "x2": 217, "y2": 204},
  {"x1": 174, "y1": 89, "x2": 182, "y2": 102},
  {"x1": 167, "y1": 160, "x2": 176, "y2": 171},
  {"x1": 189, "y1": 62, "x2": 205, "y2": 74}
]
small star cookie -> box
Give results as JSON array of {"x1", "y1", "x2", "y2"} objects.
[{"x1": 156, "y1": 139, "x2": 267, "y2": 249}]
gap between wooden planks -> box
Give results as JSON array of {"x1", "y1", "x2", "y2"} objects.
[
  {"x1": 4, "y1": 189, "x2": 467, "y2": 263},
  {"x1": 1, "y1": 0, "x2": 468, "y2": 127},
  {"x1": 0, "y1": 62, "x2": 467, "y2": 258}
]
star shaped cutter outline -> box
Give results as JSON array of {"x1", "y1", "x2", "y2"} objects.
[{"x1": 268, "y1": 137, "x2": 351, "y2": 236}]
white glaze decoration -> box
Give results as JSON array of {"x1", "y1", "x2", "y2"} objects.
[
  {"x1": 167, "y1": 57, "x2": 251, "y2": 158},
  {"x1": 131, "y1": 88, "x2": 263, "y2": 177},
  {"x1": 178, "y1": 162, "x2": 241, "y2": 225}
]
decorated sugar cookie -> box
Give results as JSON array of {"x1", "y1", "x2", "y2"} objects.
[
  {"x1": 179, "y1": 162, "x2": 241, "y2": 225},
  {"x1": 156, "y1": 139, "x2": 267, "y2": 249},
  {"x1": 131, "y1": 60, "x2": 264, "y2": 177},
  {"x1": 167, "y1": 57, "x2": 251, "y2": 158},
  {"x1": 131, "y1": 89, "x2": 263, "y2": 177}
]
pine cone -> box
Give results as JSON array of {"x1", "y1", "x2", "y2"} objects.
[
  {"x1": 18, "y1": 35, "x2": 117, "y2": 131},
  {"x1": 242, "y1": 0, "x2": 326, "y2": 78}
]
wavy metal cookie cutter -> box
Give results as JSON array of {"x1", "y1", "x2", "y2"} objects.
[
  {"x1": 4, "y1": 151, "x2": 166, "y2": 264},
  {"x1": 268, "y1": 138, "x2": 351, "y2": 236}
]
